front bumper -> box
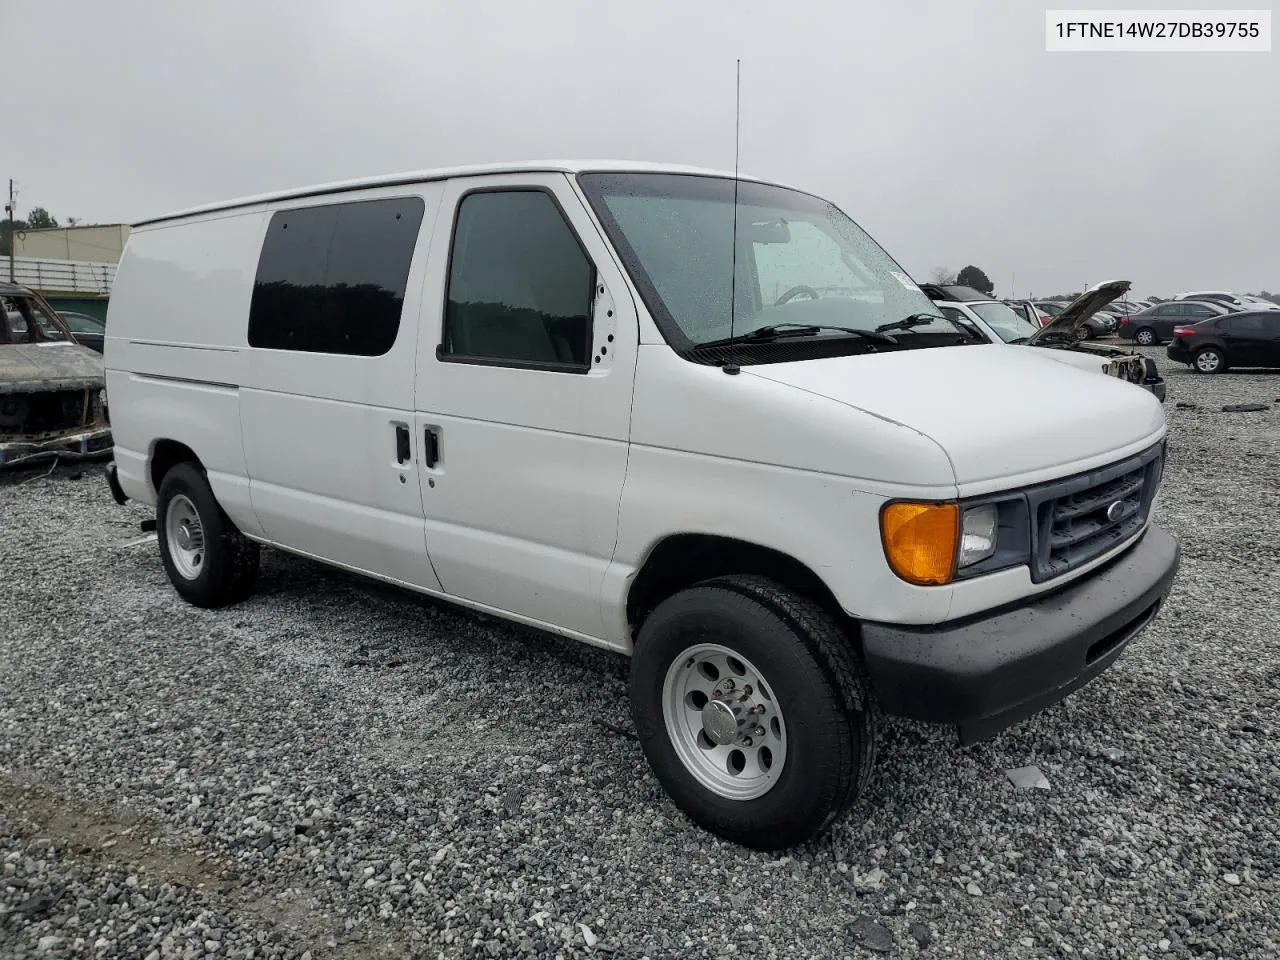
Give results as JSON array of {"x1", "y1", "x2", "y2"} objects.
[
  {"x1": 861, "y1": 524, "x2": 1180, "y2": 744},
  {"x1": 1145, "y1": 378, "x2": 1167, "y2": 402},
  {"x1": 0, "y1": 425, "x2": 113, "y2": 467}
]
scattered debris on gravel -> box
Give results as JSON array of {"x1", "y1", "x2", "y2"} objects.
[{"x1": 2, "y1": 348, "x2": 1278, "y2": 959}]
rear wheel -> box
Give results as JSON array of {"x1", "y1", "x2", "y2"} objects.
[
  {"x1": 1193, "y1": 346, "x2": 1226, "y2": 374},
  {"x1": 157, "y1": 462, "x2": 260, "y2": 607},
  {"x1": 1134, "y1": 327, "x2": 1157, "y2": 346},
  {"x1": 629, "y1": 575, "x2": 876, "y2": 850}
]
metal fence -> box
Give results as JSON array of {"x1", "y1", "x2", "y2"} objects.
[{"x1": 5, "y1": 256, "x2": 115, "y2": 296}]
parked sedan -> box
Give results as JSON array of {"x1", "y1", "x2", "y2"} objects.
[
  {"x1": 1166, "y1": 311, "x2": 1280, "y2": 373},
  {"x1": 1174, "y1": 290, "x2": 1245, "y2": 308},
  {"x1": 1118, "y1": 299, "x2": 1230, "y2": 345},
  {"x1": 58, "y1": 312, "x2": 106, "y2": 353},
  {"x1": 1106, "y1": 300, "x2": 1144, "y2": 318},
  {"x1": 1031, "y1": 300, "x2": 1069, "y2": 317},
  {"x1": 1014, "y1": 300, "x2": 1109, "y2": 338},
  {"x1": 1237, "y1": 295, "x2": 1280, "y2": 312}
]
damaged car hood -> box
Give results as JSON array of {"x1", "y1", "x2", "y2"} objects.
[
  {"x1": 1027, "y1": 279, "x2": 1130, "y2": 345},
  {"x1": 0, "y1": 342, "x2": 106, "y2": 394}
]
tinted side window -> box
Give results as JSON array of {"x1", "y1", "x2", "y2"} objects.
[
  {"x1": 1187, "y1": 304, "x2": 1216, "y2": 318},
  {"x1": 442, "y1": 190, "x2": 595, "y2": 370},
  {"x1": 1224, "y1": 314, "x2": 1264, "y2": 332},
  {"x1": 248, "y1": 196, "x2": 425, "y2": 356},
  {"x1": 1154, "y1": 305, "x2": 1178, "y2": 317}
]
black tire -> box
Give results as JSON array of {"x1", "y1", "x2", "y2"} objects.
[
  {"x1": 156, "y1": 461, "x2": 260, "y2": 607},
  {"x1": 1193, "y1": 346, "x2": 1226, "y2": 374},
  {"x1": 629, "y1": 575, "x2": 876, "y2": 850},
  {"x1": 1134, "y1": 328, "x2": 1157, "y2": 346},
  {"x1": 1079, "y1": 325, "x2": 1095, "y2": 341}
]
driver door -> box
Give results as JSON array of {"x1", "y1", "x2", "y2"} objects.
[{"x1": 412, "y1": 174, "x2": 640, "y2": 640}]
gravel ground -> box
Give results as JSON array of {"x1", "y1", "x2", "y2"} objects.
[{"x1": 2, "y1": 346, "x2": 1278, "y2": 960}]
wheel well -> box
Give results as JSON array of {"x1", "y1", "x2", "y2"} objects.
[
  {"x1": 150, "y1": 439, "x2": 201, "y2": 493},
  {"x1": 627, "y1": 534, "x2": 847, "y2": 632}
]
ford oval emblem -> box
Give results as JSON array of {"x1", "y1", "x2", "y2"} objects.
[{"x1": 1105, "y1": 500, "x2": 1125, "y2": 522}]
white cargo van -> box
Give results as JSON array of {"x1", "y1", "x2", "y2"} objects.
[{"x1": 104, "y1": 162, "x2": 1180, "y2": 849}]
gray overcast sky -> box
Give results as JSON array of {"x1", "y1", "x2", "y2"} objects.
[{"x1": 4, "y1": 0, "x2": 1277, "y2": 298}]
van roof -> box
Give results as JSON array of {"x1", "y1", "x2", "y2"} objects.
[{"x1": 133, "y1": 160, "x2": 786, "y2": 228}]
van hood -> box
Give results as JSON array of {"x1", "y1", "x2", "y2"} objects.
[
  {"x1": 1027, "y1": 279, "x2": 1130, "y2": 345},
  {"x1": 0, "y1": 342, "x2": 106, "y2": 394},
  {"x1": 743, "y1": 344, "x2": 1164, "y2": 487}
]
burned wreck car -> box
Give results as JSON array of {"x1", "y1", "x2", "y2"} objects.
[
  {"x1": 1, "y1": 283, "x2": 112, "y2": 467},
  {"x1": 924, "y1": 280, "x2": 1167, "y2": 402}
]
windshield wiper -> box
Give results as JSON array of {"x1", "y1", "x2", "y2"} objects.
[
  {"x1": 874, "y1": 313, "x2": 944, "y2": 334},
  {"x1": 698, "y1": 323, "x2": 898, "y2": 349}
]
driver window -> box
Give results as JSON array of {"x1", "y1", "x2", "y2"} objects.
[{"x1": 752, "y1": 221, "x2": 866, "y2": 306}]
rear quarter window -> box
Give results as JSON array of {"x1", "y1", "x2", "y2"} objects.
[{"x1": 248, "y1": 196, "x2": 425, "y2": 356}]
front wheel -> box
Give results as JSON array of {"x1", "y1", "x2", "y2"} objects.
[
  {"x1": 157, "y1": 462, "x2": 260, "y2": 607},
  {"x1": 629, "y1": 575, "x2": 876, "y2": 850},
  {"x1": 1134, "y1": 328, "x2": 1157, "y2": 346},
  {"x1": 1193, "y1": 346, "x2": 1226, "y2": 374}
]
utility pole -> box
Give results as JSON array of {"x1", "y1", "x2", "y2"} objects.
[{"x1": 6, "y1": 179, "x2": 14, "y2": 282}]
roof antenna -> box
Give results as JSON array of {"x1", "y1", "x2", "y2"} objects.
[{"x1": 728, "y1": 58, "x2": 742, "y2": 341}]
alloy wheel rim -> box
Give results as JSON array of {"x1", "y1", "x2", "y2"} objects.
[
  {"x1": 1196, "y1": 351, "x2": 1220, "y2": 372},
  {"x1": 661, "y1": 643, "x2": 787, "y2": 800}
]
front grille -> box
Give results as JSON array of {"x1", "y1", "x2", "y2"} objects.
[
  {"x1": 1027, "y1": 443, "x2": 1164, "y2": 582},
  {"x1": 0, "y1": 389, "x2": 100, "y2": 438}
]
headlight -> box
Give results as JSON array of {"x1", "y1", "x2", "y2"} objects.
[
  {"x1": 958, "y1": 504, "x2": 998, "y2": 568},
  {"x1": 881, "y1": 499, "x2": 1025, "y2": 585},
  {"x1": 880, "y1": 502, "x2": 958, "y2": 585}
]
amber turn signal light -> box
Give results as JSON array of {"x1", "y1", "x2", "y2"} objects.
[{"x1": 879, "y1": 501, "x2": 959, "y2": 585}]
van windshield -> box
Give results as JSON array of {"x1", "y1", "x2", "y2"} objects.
[{"x1": 577, "y1": 173, "x2": 965, "y2": 357}]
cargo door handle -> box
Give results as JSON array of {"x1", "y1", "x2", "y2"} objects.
[
  {"x1": 395, "y1": 424, "x2": 411, "y2": 465},
  {"x1": 424, "y1": 427, "x2": 440, "y2": 468}
]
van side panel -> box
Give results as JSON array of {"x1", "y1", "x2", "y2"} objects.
[
  {"x1": 238, "y1": 185, "x2": 445, "y2": 591},
  {"x1": 104, "y1": 213, "x2": 266, "y2": 535}
]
